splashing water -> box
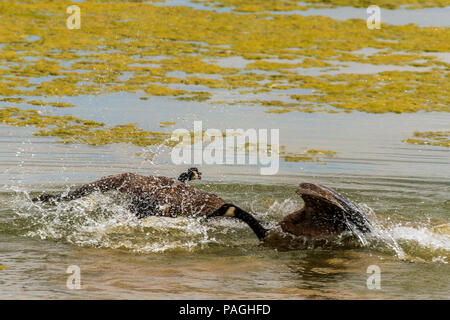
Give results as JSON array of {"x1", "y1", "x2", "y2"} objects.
[
  {"x1": 3, "y1": 187, "x2": 448, "y2": 264},
  {"x1": 6, "y1": 189, "x2": 257, "y2": 254}
]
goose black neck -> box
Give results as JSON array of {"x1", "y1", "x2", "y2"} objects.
[{"x1": 234, "y1": 207, "x2": 269, "y2": 241}]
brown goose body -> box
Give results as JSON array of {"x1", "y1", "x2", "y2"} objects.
[
  {"x1": 33, "y1": 172, "x2": 225, "y2": 217},
  {"x1": 123, "y1": 173, "x2": 226, "y2": 216}
]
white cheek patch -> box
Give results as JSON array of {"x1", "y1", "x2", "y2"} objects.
[{"x1": 224, "y1": 207, "x2": 236, "y2": 217}]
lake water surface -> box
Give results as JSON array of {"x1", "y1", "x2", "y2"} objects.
[{"x1": 0, "y1": 1, "x2": 449, "y2": 299}]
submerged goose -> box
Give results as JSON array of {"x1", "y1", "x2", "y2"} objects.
[
  {"x1": 32, "y1": 168, "x2": 228, "y2": 218},
  {"x1": 34, "y1": 172, "x2": 373, "y2": 243},
  {"x1": 208, "y1": 183, "x2": 373, "y2": 244}
]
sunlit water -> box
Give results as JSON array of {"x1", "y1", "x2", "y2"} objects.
[{"x1": 1, "y1": 1, "x2": 449, "y2": 300}]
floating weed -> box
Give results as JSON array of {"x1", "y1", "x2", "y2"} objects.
[
  {"x1": 280, "y1": 148, "x2": 338, "y2": 163},
  {"x1": 0, "y1": 97, "x2": 26, "y2": 103},
  {"x1": 289, "y1": 71, "x2": 450, "y2": 113},
  {"x1": 1, "y1": 98, "x2": 75, "y2": 108},
  {"x1": 0, "y1": 107, "x2": 174, "y2": 147},
  {"x1": 404, "y1": 131, "x2": 450, "y2": 147},
  {"x1": 144, "y1": 84, "x2": 188, "y2": 97},
  {"x1": 26, "y1": 100, "x2": 48, "y2": 106},
  {"x1": 245, "y1": 61, "x2": 297, "y2": 71},
  {"x1": 159, "y1": 121, "x2": 177, "y2": 127},
  {"x1": 0, "y1": 106, "x2": 342, "y2": 162},
  {"x1": 0, "y1": 0, "x2": 448, "y2": 145},
  {"x1": 176, "y1": 91, "x2": 212, "y2": 102},
  {"x1": 48, "y1": 102, "x2": 75, "y2": 108}
]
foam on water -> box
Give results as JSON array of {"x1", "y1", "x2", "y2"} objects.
[
  {"x1": 4, "y1": 190, "x2": 448, "y2": 263},
  {"x1": 7, "y1": 190, "x2": 252, "y2": 253},
  {"x1": 388, "y1": 225, "x2": 450, "y2": 263}
]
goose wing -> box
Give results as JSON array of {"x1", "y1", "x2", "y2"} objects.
[{"x1": 280, "y1": 183, "x2": 372, "y2": 237}]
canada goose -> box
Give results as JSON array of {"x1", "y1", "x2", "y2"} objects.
[
  {"x1": 32, "y1": 168, "x2": 226, "y2": 218},
  {"x1": 208, "y1": 183, "x2": 373, "y2": 244}
]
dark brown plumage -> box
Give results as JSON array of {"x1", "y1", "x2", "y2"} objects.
[{"x1": 33, "y1": 169, "x2": 225, "y2": 218}]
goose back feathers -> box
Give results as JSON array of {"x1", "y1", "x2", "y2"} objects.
[{"x1": 33, "y1": 171, "x2": 225, "y2": 217}]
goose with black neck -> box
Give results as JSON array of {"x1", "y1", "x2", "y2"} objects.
[{"x1": 208, "y1": 182, "x2": 374, "y2": 247}]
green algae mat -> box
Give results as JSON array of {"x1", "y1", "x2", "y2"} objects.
[{"x1": 0, "y1": 0, "x2": 449, "y2": 151}]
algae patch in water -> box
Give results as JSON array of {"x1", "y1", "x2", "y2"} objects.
[
  {"x1": 0, "y1": 1, "x2": 448, "y2": 115},
  {"x1": 159, "y1": 121, "x2": 177, "y2": 127},
  {"x1": 26, "y1": 100, "x2": 75, "y2": 108},
  {"x1": 289, "y1": 71, "x2": 450, "y2": 113},
  {"x1": 0, "y1": 107, "x2": 339, "y2": 162},
  {"x1": 0, "y1": 1, "x2": 449, "y2": 152},
  {"x1": 280, "y1": 148, "x2": 338, "y2": 163},
  {"x1": 0, "y1": 107, "x2": 174, "y2": 147},
  {"x1": 404, "y1": 131, "x2": 450, "y2": 147}
]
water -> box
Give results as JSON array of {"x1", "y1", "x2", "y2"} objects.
[
  {"x1": 156, "y1": 0, "x2": 450, "y2": 27},
  {"x1": 0, "y1": 1, "x2": 449, "y2": 300},
  {"x1": 1, "y1": 60, "x2": 449, "y2": 301},
  {"x1": 1, "y1": 161, "x2": 449, "y2": 298},
  {"x1": 273, "y1": 5, "x2": 450, "y2": 27}
]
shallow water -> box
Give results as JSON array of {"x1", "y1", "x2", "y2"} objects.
[
  {"x1": 157, "y1": 0, "x2": 450, "y2": 27},
  {"x1": 1, "y1": 163, "x2": 449, "y2": 299},
  {"x1": 1, "y1": 1, "x2": 449, "y2": 300}
]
